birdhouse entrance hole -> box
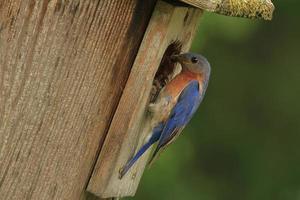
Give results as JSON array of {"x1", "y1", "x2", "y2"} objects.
[{"x1": 150, "y1": 41, "x2": 182, "y2": 102}]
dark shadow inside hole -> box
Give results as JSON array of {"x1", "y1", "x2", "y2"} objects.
[{"x1": 149, "y1": 40, "x2": 183, "y2": 102}]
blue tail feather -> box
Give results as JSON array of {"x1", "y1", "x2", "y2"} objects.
[{"x1": 119, "y1": 124, "x2": 163, "y2": 179}]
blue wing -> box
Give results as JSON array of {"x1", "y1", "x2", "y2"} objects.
[{"x1": 148, "y1": 80, "x2": 202, "y2": 164}]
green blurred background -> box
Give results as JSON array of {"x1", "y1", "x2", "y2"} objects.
[{"x1": 129, "y1": 1, "x2": 300, "y2": 200}]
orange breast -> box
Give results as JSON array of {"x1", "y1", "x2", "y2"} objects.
[{"x1": 165, "y1": 70, "x2": 203, "y2": 98}]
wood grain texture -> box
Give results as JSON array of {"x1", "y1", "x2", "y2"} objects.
[
  {"x1": 87, "y1": 0, "x2": 202, "y2": 198},
  {"x1": 179, "y1": 0, "x2": 274, "y2": 20},
  {"x1": 0, "y1": 0, "x2": 156, "y2": 199}
]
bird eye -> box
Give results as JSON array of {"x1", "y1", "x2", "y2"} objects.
[{"x1": 191, "y1": 57, "x2": 198, "y2": 63}]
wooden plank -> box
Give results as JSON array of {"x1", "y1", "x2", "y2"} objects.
[
  {"x1": 87, "y1": 0, "x2": 202, "y2": 198},
  {"x1": 0, "y1": 0, "x2": 156, "y2": 199},
  {"x1": 179, "y1": 0, "x2": 275, "y2": 20},
  {"x1": 81, "y1": 192, "x2": 115, "y2": 200}
]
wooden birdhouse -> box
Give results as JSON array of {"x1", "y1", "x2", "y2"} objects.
[{"x1": 0, "y1": 0, "x2": 274, "y2": 199}]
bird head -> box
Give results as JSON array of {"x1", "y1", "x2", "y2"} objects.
[{"x1": 171, "y1": 53, "x2": 211, "y2": 75}]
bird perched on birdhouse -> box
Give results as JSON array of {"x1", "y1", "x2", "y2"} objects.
[{"x1": 119, "y1": 52, "x2": 211, "y2": 178}]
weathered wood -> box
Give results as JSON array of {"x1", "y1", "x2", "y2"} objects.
[
  {"x1": 179, "y1": 0, "x2": 274, "y2": 20},
  {"x1": 87, "y1": 0, "x2": 202, "y2": 198},
  {"x1": 82, "y1": 192, "x2": 115, "y2": 200},
  {"x1": 0, "y1": 0, "x2": 156, "y2": 199}
]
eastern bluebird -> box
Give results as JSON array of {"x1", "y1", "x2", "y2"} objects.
[{"x1": 119, "y1": 53, "x2": 211, "y2": 179}]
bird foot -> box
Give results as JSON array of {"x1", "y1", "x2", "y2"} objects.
[{"x1": 148, "y1": 103, "x2": 157, "y2": 113}]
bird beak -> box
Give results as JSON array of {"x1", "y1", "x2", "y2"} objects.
[
  {"x1": 170, "y1": 54, "x2": 188, "y2": 64},
  {"x1": 170, "y1": 54, "x2": 179, "y2": 62}
]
